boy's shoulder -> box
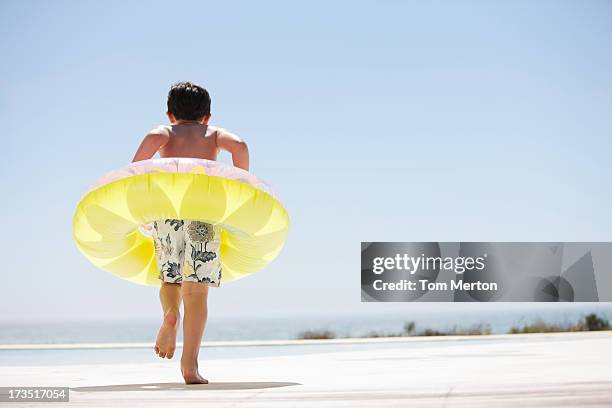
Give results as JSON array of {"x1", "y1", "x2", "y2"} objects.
[
  {"x1": 147, "y1": 125, "x2": 171, "y2": 136},
  {"x1": 207, "y1": 125, "x2": 227, "y2": 136},
  {"x1": 209, "y1": 126, "x2": 242, "y2": 138},
  {"x1": 208, "y1": 126, "x2": 240, "y2": 141},
  {"x1": 141, "y1": 125, "x2": 170, "y2": 146}
]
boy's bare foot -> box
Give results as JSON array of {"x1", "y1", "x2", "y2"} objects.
[
  {"x1": 181, "y1": 361, "x2": 208, "y2": 384},
  {"x1": 154, "y1": 310, "x2": 179, "y2": 359}
]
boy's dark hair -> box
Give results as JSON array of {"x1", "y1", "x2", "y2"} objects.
[{"x1": 167, "y1": 82, "x2": 211, "y2": 121}]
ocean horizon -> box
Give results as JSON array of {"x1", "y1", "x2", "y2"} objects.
[
  {"x1": 2, "y1": 304, "x2": 611, "y2": 345},
  {"x1": 2, "y1": 304, "x2": 611, "y2": 367}
]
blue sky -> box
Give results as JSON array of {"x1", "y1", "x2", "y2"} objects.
[{"x1": 1, "y1": 0, "x2": 611, "y2": 321}]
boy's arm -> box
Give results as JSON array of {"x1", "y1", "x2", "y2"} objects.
[
  {"x1": 216, "y1": 129, "x2": 250, "y2": 171},
  {"x1": 132, "y1": 127, "x2": 170, "y2": 162}
]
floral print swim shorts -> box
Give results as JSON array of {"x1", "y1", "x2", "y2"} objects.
[{"x1": 151, "y1": 219, "x2": 222, "y2": 286}]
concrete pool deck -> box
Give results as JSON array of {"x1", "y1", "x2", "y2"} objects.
[{"x1": 1, "y1": 331, "x2": 611, "y2": 407}]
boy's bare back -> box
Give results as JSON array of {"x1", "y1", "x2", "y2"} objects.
[
  {"x1": 133, "y1": 123, "x2": 249, "y2": 170},
  {"x1": 157, "y1": 124, "x2": 220, "y2": 160}
]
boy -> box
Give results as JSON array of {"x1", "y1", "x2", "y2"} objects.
[{"x1": 132, "y1": 81, "x2": 249, "y2": 384}]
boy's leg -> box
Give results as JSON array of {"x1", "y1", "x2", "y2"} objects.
[
  {"x1": 179, "y1": 221, "x2": 221, "y2": 384},
  {"x1": 151, "y1": 220, "x2": 186, "y2": 359},
  {"x1": 181, "y1": 281, "x2": 209, "y2": 384},
  {"x1": 154, "y1": 282, "x2": 181, "y2": 359}
]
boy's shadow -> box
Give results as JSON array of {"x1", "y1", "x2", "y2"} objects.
[{"x1": 72, "y1": 381, "x2": 300, "y2": 392}]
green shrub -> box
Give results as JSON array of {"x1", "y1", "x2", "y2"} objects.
[
  {"x1": 297, "y1": 329, "x2": 336, "y2": 340},
  {"x1": 582, "y1": 313, "x2": 610, "y2": 331}
]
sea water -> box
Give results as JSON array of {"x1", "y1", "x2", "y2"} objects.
[
  {"x1": 1, "y1": 303, "x2": 611, "y2": 366},
  {"x1": 2, "y1": 304, "x2": 612, "y2": 344}
]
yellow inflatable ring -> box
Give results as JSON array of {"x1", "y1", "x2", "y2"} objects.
[{"x1": 72, "y1": 158, "x2": 289, "y2": 286}]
